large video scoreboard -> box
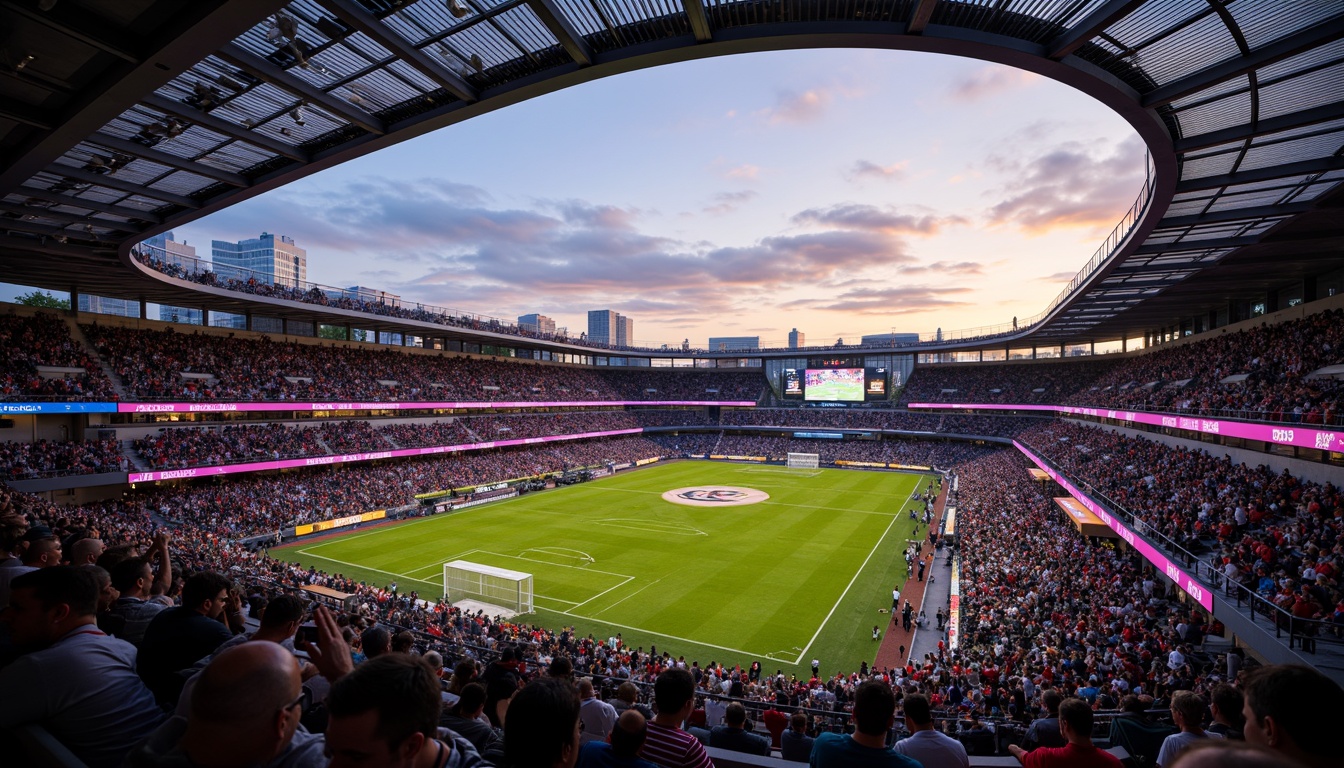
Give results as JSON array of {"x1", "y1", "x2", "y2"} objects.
[{"x1": 782, "y1": 356, "x2": 892, "y2": 403}]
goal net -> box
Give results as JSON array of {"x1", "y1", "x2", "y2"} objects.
[
  {"x1": 787, "y1": 452, "x2": 820, "y2": 469},
  {"x1": 443, "y1": 560, "x2": 533, "y2": 616}
]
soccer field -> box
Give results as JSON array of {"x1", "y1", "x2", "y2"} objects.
[{"x1": 275, "y1": 461, "x2": 931, "y2": 676}]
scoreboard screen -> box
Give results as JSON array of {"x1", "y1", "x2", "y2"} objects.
[{"x1": 804, "y1": 368, "x2": 865, "y2": 402}]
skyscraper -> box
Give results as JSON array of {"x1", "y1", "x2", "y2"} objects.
[
  {"x1": 142, "y1": 231, "x2": 203, "y2": 324},
  {"x1": 212, "y1": 232, "x2": 307, "y2": 288},
  {"x1": 788, "y1": 328, "x2": 805, "y2": 349},
  {"x1": 587, "y1": 309, "x2": 633, "y2": 345},
  {"x1": 518, "y1": 313, "x2": 556, "y2": 334}
]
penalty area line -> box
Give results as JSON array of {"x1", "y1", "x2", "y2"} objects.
[{"x1": 532, "y1": 605, "x2": 796, "y2": 666}]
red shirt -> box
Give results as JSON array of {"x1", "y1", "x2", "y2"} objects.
[{"x1": 1023, "y1": 743, "x2": 1124, "y2": 768}]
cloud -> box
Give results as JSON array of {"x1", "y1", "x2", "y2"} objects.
[
  {"x1": 984, "y1": 134, "x2": 1148, "y2": 233},
  {"x1": 899, "y1": 260, "x2": 983, "y2": 276},
  {"x1": 781, "y1": 285, "x2": 974, "y2": 316},
  {"x1": 792, "y1": 204, "x2": 966, "y2": 235},
  {"x1": 949, "y1": 66, "x2": 1041, "y2": 103},
  {"x1": 849, "y1": 160, "x2": 909, "y2": 181},
  {"x1": 723, "y1": 163, "x2": 761, "y2": 180},
  {"x1": 758, "y1": 89, "x2": 833, "y2": 124},
  {"x1": 1039, "y1": 270, "x2": 1076, "y2": 281},
  {"x1": 703, "y1": 190, "x2": 758, "y2": 216}
]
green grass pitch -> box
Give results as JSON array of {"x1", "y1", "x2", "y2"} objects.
[{"x1": 274, "y1": 461, "x2": 931, "y2": 677}]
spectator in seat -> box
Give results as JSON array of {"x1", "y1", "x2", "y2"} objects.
[
  {"x1": 1241, "y1": 665, "x2": 1344, "y2": 768},
  {"x1": 0, "y1": 566, "x2": 165, "y2": 768},
  {"x1": 578, "y1": 709, "x2": 661, "y2": 768},
  {"x1": 68, "y1": 536, "x2": 106, "y2": 566},
  {"x1": 361, "y1": 624, "x2": 393, "y2": 659},
  {"x1": 1023, "y1": 690, "x2": 1067, "y2": 750},
  {"x1": 642, "y1": 668, "x2": 714, "y2": 768},
  {"x1": 1108, "y1": 694, "x2": 1176, "y2": 766},
  {"x1": 1207, "y1": 684, "x2": 1245, "y2": 740},
  {"x1": 0, "y1": 524, "x2": 61, "y2": 608},
  {"x1": 124, "y1": 641, "x2": 326, "y2": 768},
  {"x1": 1166, "y1": 740, "x2": 1309, "y2": 768},
  {"x1": 809, "y1": 679, "x2": 919, "y2": 768},
  {"x1": 1157, "y1": 690, "x2": 1221, "y2": 767},
  {"x1": 1008, "y1": 698, "x2": 1122, "y2": 768},
  {"x1": 326, "y1": 653, "x2": 484, "y2": 768},
  {"x1": 440, "y1": 682, "x2": 504, "y2": 763},
  {"x1": 504, "y1": 676, "x2": 582, "y2": 768},
  {"x1": 579, "y1": 676, "x2": 618, "y2": 745},
  {"x1": 780, "y1": 712, "x2": 814, "y2": 762},
  {"x1": 709, "y1": 701, "x2": 770, "y2": 756},
  {"x1": 762, "y1": 706, "x2": 789, "y2": 750},
  {"x1": 894, "y1": 692, "x2": 970, "y2": 767},
  {"x1": 137, "y1": 570, "x2": 235, "y2": 705},
  {"x1": 108, "y1": 553, "x2": 172, "y2": 646}
]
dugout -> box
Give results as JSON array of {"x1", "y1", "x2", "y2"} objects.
[{"x1": 301, "y1": 584, "x2": 360, "y2": 612}]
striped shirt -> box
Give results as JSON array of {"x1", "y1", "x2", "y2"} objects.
[{"x1": 642, "y1": 721, "x2": 714, "y2": 768}]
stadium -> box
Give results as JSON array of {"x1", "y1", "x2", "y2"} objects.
[{"x1": 2, "y1": 1, "x2": 1343, "y2": 767}]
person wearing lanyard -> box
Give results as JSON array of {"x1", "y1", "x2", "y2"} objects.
[{"x1": 0, "y1": 565, "x2": 165, "y2": 768}]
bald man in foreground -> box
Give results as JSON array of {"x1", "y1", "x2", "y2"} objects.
[
  {"x1": 124, "y1": 641, "x2": 327, "y2": 768},
  {"x1": 578, "y1": 710, "x2": 662, "y2": 768}
]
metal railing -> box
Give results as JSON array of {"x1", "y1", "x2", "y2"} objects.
[{"x1": 131, "y1": 157, "x2": 1155, "y2": 354}]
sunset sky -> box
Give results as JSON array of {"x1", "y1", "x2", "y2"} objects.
[{"x1": 20, "y1": 47, "x2": 1150, "y2": 349}]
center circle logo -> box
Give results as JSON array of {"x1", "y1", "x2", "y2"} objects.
[{"x1": 662, "y1": 486, "x2": 770, "y2": 507}]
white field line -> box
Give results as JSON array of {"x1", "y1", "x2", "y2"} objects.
[
  {"x1": 567, "y1": 575, "x2": 636, "y2": 612},
  {"x1": 595, "y1": 520, "x2": 707, "y2": 536},
  {"x1": 534, "y1": 594, "x2": 580, "y2": 607},
  {"x1": 792, "y1": 502, "x2": 906, "y2": 666},
  {"x1": 403, "y1": 549, "x2": 482, "y2": 579},
  {"x1": 472, "y1": 550, "x2": 633, "y2": 581},
  {"x1": 590, "y1": 578, "x2": 661, "y2": 617},
  {"x1": 533, "y1": 605, "x2": 796, "y2": 665},
  {"x1": 296, "y1": 549, "x2": 442, "y2": 591}
]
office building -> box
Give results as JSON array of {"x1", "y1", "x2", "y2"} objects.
[
  {"x1": 325, "y1": 285, "x2": 400, "y2": 307},
  {"x1": 77, "y1": 295, "x2": 137, "y2": 317},
  {"x1": 212, "y1": 232, "x2": 307, "y2": 289},
  {"x1": 861, "y1": 332, "x2": 920, "y2": 347},
  {"x1": 518, "y1": 313, "x2": 556, "y2": 334},
  {"x1": 142, "y1": 231, "x2": 203, "y2": 324},
  {"x1": 588, "y1": 310, "x2": 634, "y2": 346},
  {"x1": 788, "y1": 328, "x2": 805, "y2": 349},
  {"x1": 708, "y1": 336, "x2": 760, "y2": 352}
]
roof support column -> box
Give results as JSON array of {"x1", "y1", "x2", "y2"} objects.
[{"x1": 69, "y1": 285, "x2": 79, "y2": 316}]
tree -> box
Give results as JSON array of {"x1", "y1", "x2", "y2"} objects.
[
  {"x1": 318, "y1": 324, "x2": 348, "y2": 340},
  {"x1": 15, "y1": 290, "x2": 70, "y2": 310}
]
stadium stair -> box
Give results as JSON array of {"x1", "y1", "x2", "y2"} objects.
[
  {"x1": 459, "y1": 418, "x2": 486, "y2": 443},
  {"x1": 65, "y1": 318, "x2": 130, "y2": 399},
  {"x1": 122, "y1": 441, "x2": 151, "y2": 472}
]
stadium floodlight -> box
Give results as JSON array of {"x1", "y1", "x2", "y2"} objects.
[
  {"x1": 446, "y1": 0, "x2": 471, "y2": 19},
  {"x1": 289, "y1": 104, "x2": 306, "y2": 126}
]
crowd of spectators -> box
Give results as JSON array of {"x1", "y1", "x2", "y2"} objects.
[
  {"x1": 4, "y1": 432, "x2": 1342, "y2": 766},
  {"x1": 719, "y1": 408, "x2": 1041, "y2": 438},
  {"x1": 83, "y1": 322, "x2": 762, "y2": 403},
  {"x1": 1019, "y1": 420, "x2": 1343, "y2": 634},
  {"x1": 1063, "y1": 310, "x2": 1344, "y2": 425},
  {"x1": 0, "y1": 438, "x2": 125, "y2": 478},
  {"x1": 899, "y1": 360, "x2": 1118, "y2": 406},
  {"x1": 0, "y1": 312, "x2": 117, "y2": 401}
]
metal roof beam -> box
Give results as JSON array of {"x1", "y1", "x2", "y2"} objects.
[
  {"x1": 0, "y1": 201, "x2": 130, "y2": 228},
  {"x1": 1156, "y1": 201, "x2": 1313, "y2": 228},
  {"x1": 320, "y1": 0, "x2": 479, "y2": 104},
  {"x1": 1144, "y1": 16, "x2": 1344, "y2": 108},
  {"x1": 15, "y1": 186, "x2": 162, "y2": 224},
  {"x1": 1046, "y1": 0, "x2": 1145, "y2": 59},
  {"x1": 0, "y1": 96, "x2": 53, "y2": 130},
  {"x1": 1134, "y1": 236, "x2": 1260, "y2": 255},
  {"x1": 680, "y1": 0, "x2": 712, "y2": 42},
  {"x1": 528, "y1": 0, "x2": 593, "y2": 65},
  {"x1": 142, "y1": 93, "x2": 309, "y2": 163},
  {"x1": 907, "y1": 0, "x2": 939, "y2": 35},
  {"x1": 216, "y1": 44, "x2": 387, "y2": 135},
  {"x1": 0, "y1": 0, "x2": 140, "y2": 63},
  {"x1": 48, "y1": 164, "x2": 202, "y2": 209},
  {"x1": 1174, "y1": 102, "x2": 1344, "y2": 153},
  {"x1": 86, "y1": 132, "x2": 249, "y2": 187},
  {"x1": 1175, "y1": 155, "x2": 1344, "y2": 192},
  {"x1": 0, "y1": 0, "x2": 289, "y2": 195}
]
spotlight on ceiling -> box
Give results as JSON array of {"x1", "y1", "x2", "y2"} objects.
[
  {"x1": 469, "y1": 53, "x2": 484, "y2": 72},
  {"x1": 446, "y1": 0, "x2": 471, "y2": 18},
  {"x1": 289, "y1": 104, "x2": 305, "y2": 126},
  {"x1": 39, "y1": 0, "x2": 58, "y2": 10}
]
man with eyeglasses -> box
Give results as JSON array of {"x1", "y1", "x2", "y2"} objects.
[{"x1": 124, "y1": 640, "x2": 328, "y2": 768}]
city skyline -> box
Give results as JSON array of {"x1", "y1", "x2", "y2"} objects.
[{"x1": 4, "y1": 48, "x2": 1144, "y2": 347}]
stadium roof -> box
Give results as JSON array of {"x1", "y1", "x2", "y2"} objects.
[{"x1": 2, "y1": 0, "x2": 1342, "y2": 353}]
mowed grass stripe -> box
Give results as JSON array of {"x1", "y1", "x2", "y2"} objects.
[{"x1": 274, "y1": 462, "x2": 929, "y2": 677}]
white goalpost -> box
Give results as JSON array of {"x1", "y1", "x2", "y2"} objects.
[
  {"x1": 786, "y1": 452, "x2": 820, "y2": 469},
  {"x1": 443, "y1": 560, "x2": 533, "y2": 616}
]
